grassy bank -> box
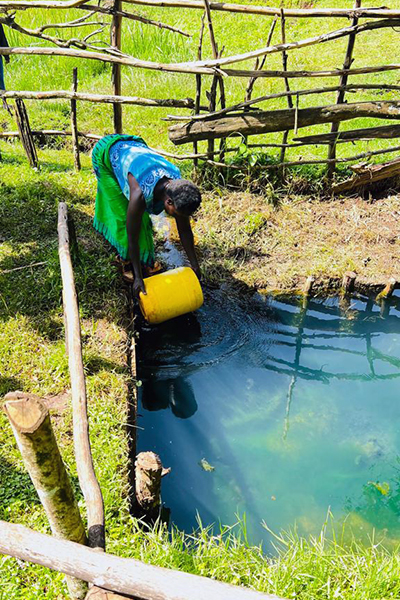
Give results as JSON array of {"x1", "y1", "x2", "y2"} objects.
[{"x1": 1, "y1": 142, "x2": 400, "y2": 598}]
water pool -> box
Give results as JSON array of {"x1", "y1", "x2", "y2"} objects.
[{"x1": 137, "y1": 290, "x2": 400, "y2": 549}]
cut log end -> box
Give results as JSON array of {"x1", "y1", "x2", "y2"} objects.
[
  {"x1": 3, "y1": 392, "x2": 48, "y2": 433},
  {"x1": 135, "y1": 451, "x2": 163, "y2": 514}
]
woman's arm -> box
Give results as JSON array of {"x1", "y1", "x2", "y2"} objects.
[
  {"x1": 127, "y1": 174, "x2": 147, "y2": 295},
  {"x1": 175, "y1": 214, "x2": 201, "y2": 279}
]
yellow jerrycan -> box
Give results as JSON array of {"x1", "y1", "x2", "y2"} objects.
[{"x1": 139, "y1": 266, "x2": 204, "y2": 325}]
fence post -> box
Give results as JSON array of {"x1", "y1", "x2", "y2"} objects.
[
  {"x1": 3, "y1": 391, "x2": 88, "y2": 600},
  {"x1": 327, "y1": 0, "x2": 362, "y2": 179},
  {"x1": 111, "y1": 0, "x2": 123, "y2": 133},
  {"x1": 71, "y1": 67, "x2": 81, "y2": 171},
  {"x1": 193, "y1": 14, "x2": 205, "y2": 168},
  {"x1": 279, "y1": 9, "x2": 294, "y2": 169}
]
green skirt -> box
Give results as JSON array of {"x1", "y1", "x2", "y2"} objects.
[{"x1": 92, "y1": 134, "x2": 155, "y2": 266}]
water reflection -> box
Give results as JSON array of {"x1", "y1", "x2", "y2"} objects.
[
  {"x1": 142, "y1": 378, "x2": 198, "y2": 419},
  {"x1": 137, "y1": 292, "x2": 400, "y2": 549}
]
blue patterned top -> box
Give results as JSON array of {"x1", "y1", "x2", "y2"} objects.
[{"x1": 109, "y1": 140, "x2": 181, "y2": 215}]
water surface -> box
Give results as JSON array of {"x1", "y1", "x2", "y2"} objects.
[{"x1": 137, "y1": 280, "x2": 400, "y2": 548}]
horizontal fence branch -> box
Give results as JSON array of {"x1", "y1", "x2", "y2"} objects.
[
  {"x1": 0, "y1": 0, "x2": 87, "y2": 8},
  {"x1": 120, "y1": 0, "x2": 400, "y2": 19},
  {"x1": 0, "y1": 129, "x2": 101, "y2": 139},
  {"x1": 168, "y1": 100, "x2": 400, "y2": 144},
  {"x1": 240, "y1": 144, "x2": 400, "y2": 171},
  {"x1": 294, "y1": 123, "x2": 400, "y2": 144},
  {"x1": 3, "y1": 46, "x2": 400, "y2": 81},
  {"x1": 177, "y1": 18, "x2": 400, "y2": 70},
  {"x1": 2, "y1": 0, "x2": 400, "y2": 19},
  {"x1": 166, "y1": 84, "x2": 400, "y2": 122},
  {"x1": 0, "y1": 90, "x2": 196, "y2": 108},
  {"x1": 78, "y1": 3, "x2": 191, "y2": 36},
  {"x1": 0, "y1": 520, "x2": 285, "y2": 600}
]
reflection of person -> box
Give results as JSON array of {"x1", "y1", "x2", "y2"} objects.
[
  {"x1": 141, "y1": 378, "x2": 198, "y2": 419},
  {"x1": 92, "y1": 134, "x2": 201, "y2": 296}
]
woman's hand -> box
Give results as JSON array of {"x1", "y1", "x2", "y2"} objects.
[{"x1": 133, "y1": 277, "x2": 146, "y2": 297}]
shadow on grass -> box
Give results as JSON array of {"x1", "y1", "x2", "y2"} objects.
[
  {"x1": 0, "y1": 456, "x2": 41, "y2": 510},
  {"x1": 0, "y1": 376, "x2": 24, "y2": 396},
  {"x1": 0, "y1": 176, "x2": 121, "y2": 340}
]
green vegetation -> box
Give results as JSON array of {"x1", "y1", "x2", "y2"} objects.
[{"x1": 2, "y1": 2, "x2": 400, "y2": 598}]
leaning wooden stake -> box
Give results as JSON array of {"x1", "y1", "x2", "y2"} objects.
[
  {"x1": 327, "y1": 0, "x2": 361, "y2": 179},
  {"x1": 3, "y1": 391, "x2": 88, "y2": 600},
  {"x1": 58, "y1": 202, "x2": 105, "y2": 551},
  {"x1": 14, "y1": 98, "x2": 38, "y2": 168},
  {"x1": 111, "y1": 0, "x2": 123, "y2": 133},
  {"x1": 71, "y1": 67, "x2": 81, "y2": 171}
]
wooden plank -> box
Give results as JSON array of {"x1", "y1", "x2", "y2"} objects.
[{"x1": 0, "y1": 520, "x2": 286, "y2": 600}]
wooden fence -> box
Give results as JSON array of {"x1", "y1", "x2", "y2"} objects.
[{"x1": 2, "y1": 1, "x2": 400, "y2": 180}]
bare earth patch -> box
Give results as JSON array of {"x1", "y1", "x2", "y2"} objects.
[{"x1": 195, "y1": 191, "x2": 400, "y2": 295}]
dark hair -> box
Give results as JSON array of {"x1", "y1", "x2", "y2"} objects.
[{"x1": 167, "y1": 179, "x2": 202, "y2": 216}]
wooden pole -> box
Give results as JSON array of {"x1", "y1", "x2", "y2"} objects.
[
  {"x1": 3, "y1": 391, "x2": 88, "y2": 600},
  {"x1": 111, "y1": 0, "x2": 122, "y2": 133},
  {"x1": 203, "y1": 0, "x2": 220, "y2": 159},
  {"x1": 14, "y1": 98, "x2": 38, "y2": 168},
  {"x1": 134, "y1": 451, "x2": 163, "y2": 519},
  {"x1": 279, "y1": 9, "x2": 293, "y2": 168},
  {"x1": 71, "y1": 67, "x2": 81, "y2": 171},
  {"x1": 327, "y1": 0, "x2": 362, "y2": 179},
  {"x1": 0, "y1": 520, "x2": 286, "y2": 600},
  {"x1": 58, "y1": 202, "x2": 105, "y2": 551},
  {"x1": 193, "y1": 14, "x2": 205, "y2": 167}
]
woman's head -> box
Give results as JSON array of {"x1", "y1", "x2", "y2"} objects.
[{"x1": 164, "y1": 179, "x2": 202, "y2": 217}]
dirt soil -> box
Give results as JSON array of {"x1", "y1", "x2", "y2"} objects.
[{"x1": 193, "y1": 191, "x2": 400, "y2": 296}]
